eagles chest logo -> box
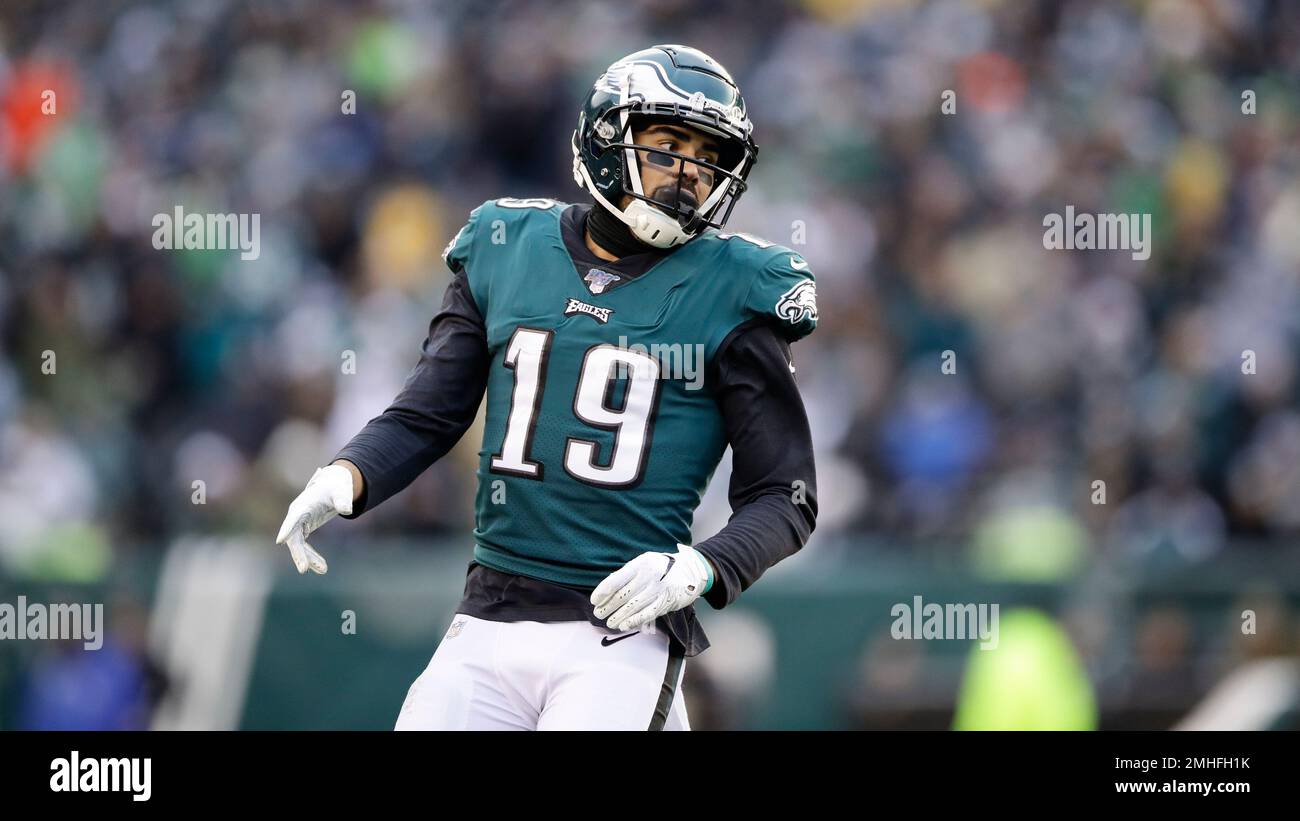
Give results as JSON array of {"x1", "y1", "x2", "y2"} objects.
[
  {"x1": 585, "y1": 268, "x2": 621, "y2": 294},
  {"x1": 563, "y1": 298, "x2": 613, "y2": 324}
]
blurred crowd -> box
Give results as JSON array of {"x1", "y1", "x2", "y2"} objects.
[{"x1": 1, "y1": 0, "x2": 1299, "y2": 583}]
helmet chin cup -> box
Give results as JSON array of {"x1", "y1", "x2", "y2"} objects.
[
  {"x1": 623, "y1": 199, "x2": 691, "y2": 248},
  {"x1": 578, "y1": 159, "x2": 694, "y2": 249}
]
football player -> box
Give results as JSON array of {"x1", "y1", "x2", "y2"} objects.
[{"x1": 276, "y1": 44, "x2": 819, "y2": 730}]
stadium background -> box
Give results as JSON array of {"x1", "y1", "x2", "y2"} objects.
[{"x1": 2, "y1": 0, "x2": 1300, "y2": 729}]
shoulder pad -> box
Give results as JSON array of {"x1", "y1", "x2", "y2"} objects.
[
  {"x1": 442, "y1": 198, "x2": 570, "y2": 274},
  {"x1": 709, "y1": 231, "x2": 818, "y2": 342}
]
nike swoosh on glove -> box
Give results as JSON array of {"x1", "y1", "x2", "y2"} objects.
[
  {"x1": 274, "y1": 464, "x2": 354, "y2": 575},
  {"x1": 590, "y1": 543, "x2": 714, "y2": 633}
]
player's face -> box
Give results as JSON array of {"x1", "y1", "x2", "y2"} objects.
[{"x1": 625, "y1": 123, "x2": 720, "y2": 215}]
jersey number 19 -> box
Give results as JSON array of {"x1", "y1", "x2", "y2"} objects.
[{"x1": 490, "y1": 327, "x2": 661, "y2": 488}]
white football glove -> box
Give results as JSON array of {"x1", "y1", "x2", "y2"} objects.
[
  {"x1": 274, "y1": 464, "x2": 354, "y2": 575},
  {"x1": 591, "y1": 543, "x2": 714, "y2": 633}
]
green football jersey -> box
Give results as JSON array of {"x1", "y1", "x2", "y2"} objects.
[{"x1": 444, "y1": 198, "x2": 818, "y2": 588}]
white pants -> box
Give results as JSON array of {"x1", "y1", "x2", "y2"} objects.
[{"x1": 395, "y1": 613, "x2": 690, "y2": 730}]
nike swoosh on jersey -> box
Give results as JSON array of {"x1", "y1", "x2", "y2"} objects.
[{"x1": 601, "y1": 631, "x2": 640, "y2": 646}]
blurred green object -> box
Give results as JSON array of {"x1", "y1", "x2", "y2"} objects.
[
  {"x1": 970, "y1": 505, "x2": 1089, "y2": 582},
  {"x1": 345, "y1": 20, "x2": 421, "y2": 101},
  {"x1": 33, "y1": 120, "x2": 107, "y2": 234},
  {"x1": 952, "y1": 607, "x2": 1097, "y2": 731},
  {"x1": 12, "y1": 522, "x2": 112, "y2": 584},
  {"x1": 1109, "y1": 170, "x2": 1168, "y2": 249}
]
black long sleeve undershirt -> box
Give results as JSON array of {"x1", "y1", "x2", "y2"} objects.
[
  {"x1": 695, "y1": 320, "x2": 818, "y2": 610},
  {"x1": 334, "y1": 271, "x2": 489, "y2": 518}
]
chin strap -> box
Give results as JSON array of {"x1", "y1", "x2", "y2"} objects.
[
  {"x1": 678, "y1": 204, "x2": 703, "y2": 235},
  {"x1": 619, "y1": 199, "x2": 692, "y2": 248},
  {"x1": 586, "y1": 198, "x2": 658, "y2": 258}
]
